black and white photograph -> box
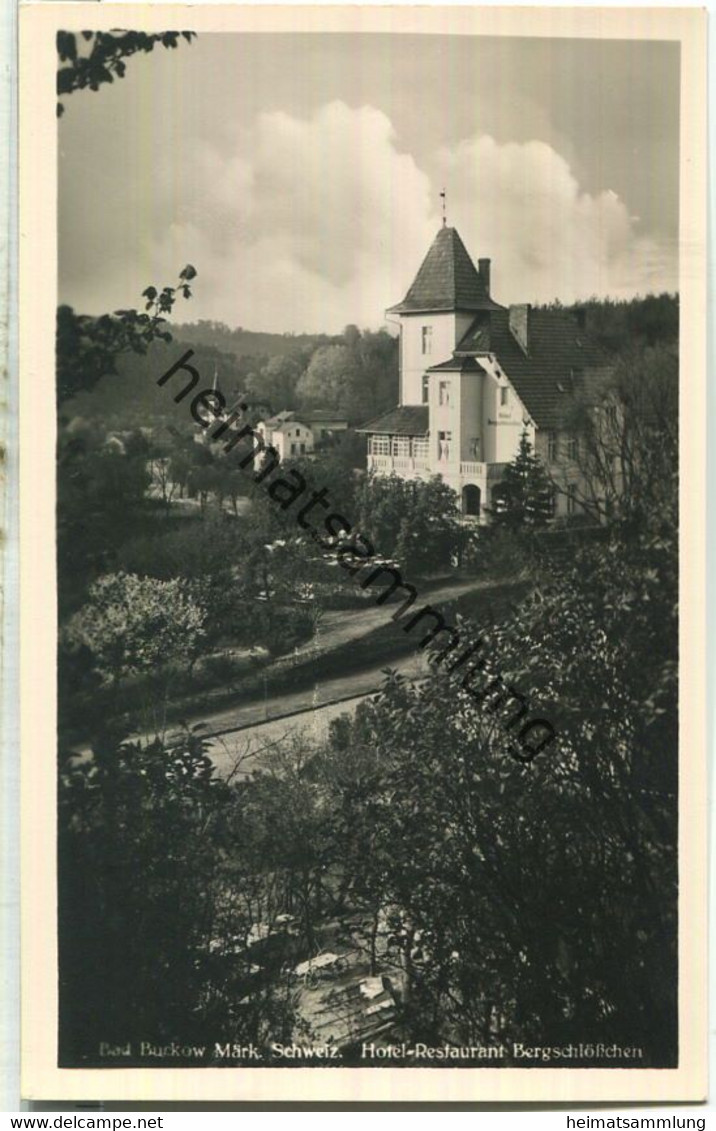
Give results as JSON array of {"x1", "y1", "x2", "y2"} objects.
[{"x1": 18, "y1": 3, "x2": 707, "y2": 1104}]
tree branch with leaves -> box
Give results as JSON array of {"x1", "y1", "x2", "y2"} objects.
[
  {"x1": 57, "y1": 265, "x2": 197, "y2": 403},
  {"x1": 57, "y1": 30, "x2": 196, "y2": 116}
]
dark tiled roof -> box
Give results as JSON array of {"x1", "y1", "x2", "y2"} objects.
[
  {"x1": 299, "y1": 410, "x2": 348, "y2": 423},
  {"x1": 427, "y1": 356, "x2": 485, "y2": 374},
  {"x1": 452, "y1": 312, "x2": 492, "y2": 353},
  {"x1": 387, "y1": 227, "x2": 503, "y2": 314},
  {"x1": 264, "y1": 410, "x2": 296, "y2": 427},
  {"x1": 356, "y1": 405, "x2": 429, "y2": 436},
  {"x1": 456, "y1": 308, "x2": 611, "y2": 429}
]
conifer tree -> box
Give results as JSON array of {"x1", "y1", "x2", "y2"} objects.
[{"x1": 490, "y1": 429, "x2": 553, "y2": 528}]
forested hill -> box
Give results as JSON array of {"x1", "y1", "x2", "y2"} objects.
[
  {"x1": 64, "y1": 321, "x2": 400, "y2": 432},
  {"x1": 62, "y1": 295, "x2": 676, "y2": 432},
  {"x1": 538, "y1": 293, "x2": 678, "y2": 352},
  {"x1": 168, "y1": 319, "x2": 332, "y2": 360}
]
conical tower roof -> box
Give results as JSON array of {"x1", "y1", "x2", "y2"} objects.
[{"x1": 387, "y1": 226, "x2": 502, "y2": 314}]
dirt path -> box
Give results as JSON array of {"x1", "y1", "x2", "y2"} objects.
[
  {"x1": 74, "y1": 572, "x2": 524, "y2": 765},
  {"x1": 201, "y1": 649, "x2": 430, "y2": 780},
  {"x1": 292, "y1": 573, "x2": 507, "y2": 659},
  {"x1": 128, "y1": 573, "x2": 515, "y2": 747}
]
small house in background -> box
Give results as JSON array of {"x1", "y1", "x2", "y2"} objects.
[
  {"x1": 255, "y1": 410, "x2": 348, "y2": 462},
  {"x1": 194, "y1": 391, "x2": 273, "y2": 447}
]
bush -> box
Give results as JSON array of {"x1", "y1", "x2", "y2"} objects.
[{"x1": 254, "y1": 606, "x2": 316, "y2": 657}]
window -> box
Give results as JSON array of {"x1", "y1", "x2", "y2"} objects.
[
  {"x1": 422, "y1": 374, "x2": 430, "y2": 404},
  {"x1": 413, "y1": 437, "x2": 429, "y2": 460},
  {"x1": 547, "y1": 431, "x2": 557, "y2": 462},
  {"x1": 500, "y1": 386, "x2": 509, "y2": 408},
  {"x1": 371, "y1": 435, "x2": 390, "y2": 456},
  {"x1": 438, "y1": 430, "x2": 452, "y2": 461},
  {"x1": 566, "y1": 487, "x2": 576, "y2": 515},
  {"x1": 566, "y1": 437, "x2": 578, "y2": 461},
  {"x1": 439, "y1": 380, "x2": 451, "y2": 407},
  {"x1": 470, "y1": 437, "x2": 481, "y2": 459},
  {"x1": 392, "y1": 436, "x2": 410, "y2": 457},
  {"x1": 605, "y1": 405, "x2": 618, "y2": 431},
  {"x1": 300, "y1": 443, "x2": 306, "y2": 455},
  {"x1": 290, "y1": 442, "x2": 297, "y2": 456},
  {"x1": 421, "y1": 326, "x2": 433, "y2": 355}
]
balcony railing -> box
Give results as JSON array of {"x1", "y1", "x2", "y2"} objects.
[
  {"x1": 459, "y1": 461, "x2": 487, "y2": 478},
  {"x1": 369, "y1": 454, "x2": 430, "y2": 475},
  {"x1": 370, "y1": 455, "x2": 508, "y2": 482}
]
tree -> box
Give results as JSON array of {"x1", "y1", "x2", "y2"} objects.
[
  {"x1": 295, "y1": 344, "x2": 361, "y2": 415},
  {"x1": 57, "y1": 30, "x2": 196, "y2": 116},
  {"x1": 394, "y1": 476, "x2": 465, "y2": 574},
  {"x1": 58, "y1": 730, "x2": 227, "y2": 1058},
  {"x1": 147, "y1": 442, "x2": 178, "y2": 509},
  {"x1": 65, "y1": 571, "x2": 207, "y2": 687},
  {"x1": 58, "y1": 729, "x2": 300, "y2": 1061},
  {"x1": 57, "y1": 266, "x2": 197, "y2": 403},
  {"x1": 293, "y1": 329, "x2": 399, "y2": 425},
  {"x1": 236, "y1": 740, "x2": 337, "y2": 954},
  {"x1": 56, "y1": 421, "x2": 152, "y2": 614},
  {"x1": 354, "y1": 473, "x2": 463, "y2": 574},
  {"x1": 324, "y1": 519, "x2": 678, "y2": 1062},
  {"x1": 253, "y1": 354, "x2": 303, "y2": 411},
  {"x1": 490, "y1": 430, "x2": 553, "y2": 529},
  {"x1": 560, "y1": 344, "x2": 678, "y2": 526}
]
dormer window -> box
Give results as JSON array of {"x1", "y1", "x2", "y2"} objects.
[
  {"x1": 500, "y1": 386, "x2": 509, "y2": 407},
  {"x1": 421, "y1": 326, "x2": 433, "y2": 356}
]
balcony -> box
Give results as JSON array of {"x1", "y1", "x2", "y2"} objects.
[
  {"x1": 368, "y1": 454, "x2": 430, "y2": 476},
  {"x1": 459, "y1": 460, "x2": 487, "y2": 478}
]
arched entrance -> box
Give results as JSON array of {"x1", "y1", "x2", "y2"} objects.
[{"x1": 462, "y1": 484, "x2": 481, "y2": 517}]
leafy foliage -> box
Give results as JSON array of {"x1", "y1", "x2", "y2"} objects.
[
  {"x1": 58, "y1": 730, "x2": 299, "y2": 1061},
  {"x1": 57, "y1": 30, "x2": 196, "y2": 116},
  {"x1": 354, "y1": 473, "x2": 465, "y2": 574},
  {"x1": 559, "y1": 343, "x2": 678, "y2": 525},
  {"x1": 294, "y1": 327, "x2": 398, "y2": 424},
  {"x1": 56, "y1": 420, "x2": 153, "y2": 613},
  {"x1": 57, "y1": 267, "x2": 197, "y2": 403},
  {"x1": 320, "y1": 515, "x2": 677, "y2": 1060},
  {"x1": 65, "y1": 571, "x2": 207, "y2": 685},
  {"x1": 56, "y1": 285, "x2": 680, "y2": 1062}
]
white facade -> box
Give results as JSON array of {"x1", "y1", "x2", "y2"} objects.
[
  {"x1": 256, "y1": 418, "x2": 314, "y2": 462},
  {"x1": 363, "y1": 226, "x2": 606, "y2": 523},
  {"x1": 255, "y1": 412, "x2": 349, "y2": 466},
  {"x1": 368, "y1": 331, "x2": 536, "y2": 521},
  {"x1": 400, "y1": 313, "x2": 475, "y2": 406}
]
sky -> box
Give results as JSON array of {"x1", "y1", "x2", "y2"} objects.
[{"x1": 58, "y1": 33, "x2": 680, "y2": 333}]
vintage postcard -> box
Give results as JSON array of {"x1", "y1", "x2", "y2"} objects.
[{"x1": 19, "y1": 3, "x2": 707, "y2": 1104}]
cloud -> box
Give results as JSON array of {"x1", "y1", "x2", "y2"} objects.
[
  {"x1": 435, "y1": 134, "x2": 677, "y2": 306},
  {"x1": 147, "y1": 100, "x2": 438, "y2": 332},
  {"x1": 61, "y1": 102, "x2": 677, "y2": 331}
]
